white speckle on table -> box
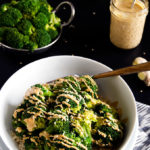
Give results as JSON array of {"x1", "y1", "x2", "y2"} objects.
[
  {"x1": 92, "y1": 11, "x2": 96, "y2": 15},
  {"x1": 69, "y1": 24, "x2": 75, "y2": 29},
  {"x1": 19, "y1": 62, "x2": 23, "y2": 65},
  {"x1": 143, "y1": 52, "x2": 146, "y2": 55},
  {"x1": 140, "y1": 90, "x2": 143, "y2": 93},
  {"x1": 63, "y1": 39, "x2": 68, "y2": 43},
  {"x1": 91, "y1": 48, "x2": 95, "y2": 51},
  {"x1": 72, "y1": 54, "x2": 74, "y2": 56}
]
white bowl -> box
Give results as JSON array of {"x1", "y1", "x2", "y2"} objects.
[{"x1": 0, "y1": 55, "x2": 138, "y2": 150}]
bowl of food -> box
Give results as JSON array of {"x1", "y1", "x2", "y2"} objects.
[
  {"x1": 0, "y1": 56, "x2": 138, "y2": 150},
  {"x1": 0, "y1": 0, "x2": 75, "y2": 54}
]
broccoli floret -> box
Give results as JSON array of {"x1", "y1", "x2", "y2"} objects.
[
  {"x1": 4, "y1": 28, "x2": 29, "y2": 49},
  {"x1": 46, "y1": 110, "x2": 69, "y2": 134},
  {"x1": 0, "y1": 3, "x2": 10, "y2": 13},
  {"x1": 33, "y1": 12, "x2": 48, "y2": 29},
  {"x1": 16, "y1": 0, "x2": 40, "y2": 16},
  {"x1": 34, "y1": 84, "x2": 54, "y2": 97},
  {"x1": 23, "y1": 84, "x2": 52, "y2": 108},
  {"x1": 93, "y1": 120, "x2": 122, "y2": 147},
  {"x1": 25, "y1": 41, "x2": 38, "y2": 51},
  {"x1": 17, "y1": 19, "x2": 35, "y2": 35},
  {"x1": 81, "y1": 92, "x2": 100, "y2": 109},
  {"x1": 49, "y1": 13, "x2": 61, "y2": 27},
  {"x1": 79, "y1": 75, "x2": 98, "y2": 99},
  {"x1": 21, "y1": 105, "x2": 47, "y2": 132},
  {"x1": 24, "y1": 136, "x2": 44, "y2": 150},
  {"x1": 38, "y1": 4, "x2": 52, "y2": 21},
  {"x1": 12, "y1": 104, "x2": 27, "y2": 137},
  {"x1": 47, "y1": 25, "x2": 58, "y2": 40},
  {"x1": 70, "y1": 117, "x2": 92, "y2": 149},
  {"x1": 11, "y1": 0, "x2": 19, "y2": 6},
  {"x1": 0, "y1": 27, "x2": 7, "y2": 41},
  {"x1": 91, "y1": 100, "x2": 123, "y2": 147},
  {"x1": 32, "y1": 29, "x2": 51, "y2": 48},
  {"x1": 0, "y1": 7, "x2": 22, "y2": 27}
]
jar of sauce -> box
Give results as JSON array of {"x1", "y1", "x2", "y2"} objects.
[{"x1": 110, "y1": 0, "x2": 149, "y2": 50}]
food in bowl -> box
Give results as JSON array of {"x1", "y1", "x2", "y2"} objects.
[
  {"x1": 12, "y1": 75, "x2": 124, "y2": 150},
  {"x1": 0, "y1": 0, "x2": 61, "y2": 51}
]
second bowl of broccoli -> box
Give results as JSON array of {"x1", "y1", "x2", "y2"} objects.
[{"x1": 0, "y1": 0, "x2": 75, "y2": 54}]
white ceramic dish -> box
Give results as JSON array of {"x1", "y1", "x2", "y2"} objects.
[{"x1": 0, "y1": 55, "x2": 138, "y2": 150}]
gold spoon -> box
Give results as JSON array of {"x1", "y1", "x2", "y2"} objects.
[{"x1": 92, "y1": 62, "x2": 150, "y2": 79}]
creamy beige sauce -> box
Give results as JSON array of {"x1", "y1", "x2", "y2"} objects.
[
  {"x1": 24, "y1": 116, "x2": 37, "y2": 132},
  {"x1": 47, "y1": 112, "x2": 67, "y2": 121},
  {"x1": 115, "y1": 0, "x2": 145, "y2": 12},
  {"x1": 25, "y1": 87, "x2": 43, "y2": 97},
  {"x1": 39, "y1": 132, "x2": 87, "y2": 150},
  {"x1": 80, "y1": 78, "x2": 95, "y2": 97},
  {"x1": 13, "y1": 108, "x2": 24, "y2": 119},
  {"x1": 57, "y1": 94, "x2": 79, "y2": 104},
  {"x1": 110, "y1": 0, "x2": 148, "y2": 49},
  {"x1": 15, "y1": 127, "x2": 22, "y2": 133},
  {"x1": 30, "y1": 137, "x2": 38, "y2": 146},
  {"x1": 98, "y1": 130, "x2": 107, "y2": 138}
]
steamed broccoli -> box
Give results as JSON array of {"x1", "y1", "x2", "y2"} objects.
[
  {"x1": 39, "y1": 4, "x2": 52, "y2": 21},
  {"x1": 0, "y1": 7, "x2": 22, "y2": 27},
  {"x1": 47, "y1": 25, "x2": 59, "y2": 40},
  {"x1": 25, "y1": 41, "x2": 38, "y2": 51},
  {"x1": 0, "y1": 0, "x2": 61, "y2": 51},
  {"x1": 21, "y1": 105, "x2": 47, "y2": 132},
  {"x1": 12, "y1": 104, "x2": 28, "y2": 137},
  {"x1": 17, "y1": 19, "x2": 35, "y2": 35},
  {"x1": 92, "y1": 117, "x2": 123, "y2": 147},
  {"x1": 24, "y1": 136, "x2": 44, "y2": 150},
  {"x1": 46, "y1": 110, "x2": 69, "y2": 134},
  {"x1": 0, "y1": 27, "x2": 6, "y2": 41},
  {"x1": 34, "y1": 84, "x2": 54, "y2": 97},
  {"x1": 32, "y1": 29, "x2": 51, "y2": 47},
  {"x1": 49, "y1": 13, "x2": 61, "y2": 27},
  {"x1": 0, "y1": 3, "x2": 10, "y2": 13},
  {"x1": 33, "y1": 12, "x2": 48, "y2": 29},
  {"x1": 11, "y1": 0, "x2": 18, "y2": 6},
  {"x1": 4, "y1": 28, "x2": 29, "y2": 49},
  {"x1": 92, "y1": 101, "x2": 123, "y2": 147},
  {"x1": 70, "y1": 117, "x2": 92, "y2": 149},
  {"x1": 16, "y1": 0, "x2": 40, "y2": 16}
]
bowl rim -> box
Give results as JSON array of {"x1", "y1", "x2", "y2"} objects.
[{"x1": 0, "y1": 55, "x2": 138, "y2": 150}]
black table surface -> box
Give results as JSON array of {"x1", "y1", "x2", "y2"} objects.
[{"x1": 0, "y1": 0, "x2": 150, "y2": 105}]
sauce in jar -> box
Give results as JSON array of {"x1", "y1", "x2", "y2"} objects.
[{"x1": 110, "y1": 0, "x2": 149, "y2": 49}]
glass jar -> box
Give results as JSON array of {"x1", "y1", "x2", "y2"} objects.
[{"x1": 110, "y1": 0, "x2": 149, "y2": 50}]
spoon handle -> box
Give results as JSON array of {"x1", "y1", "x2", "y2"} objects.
[
  {"x1": 92, "y1": 62, "x2": 150, "y2": 79},
  {"x1": 131, "y1": 0, "x2": 136, "y2": 8}
]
